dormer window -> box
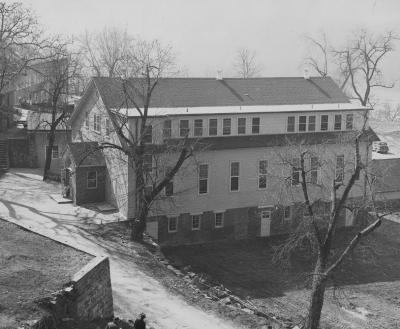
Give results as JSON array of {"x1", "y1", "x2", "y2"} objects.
[
  {"x1": 299, "y1": 116, "x2": 307, "y2": 132},
  {"x1": 238, "y1": 118, "x2": 246, "y2": 134},
  {"x1": 287, "y1": 116, "x2": 295, "y2": 132},
  {"x1": 209, "y1": 119, "x2": 218, "y2": 136},
  {"x1": 252, "y1": 117, "x2": 260, "y2": 134},
  {"x1": 194, "y1": 119, "x2": 203, "y2": 137},
  {"x1": 334, "y1": 115, "x2": 342, "y2": 130},
  {"x1": 179, "y1": 120, "x2": 189, "y2": 137},
  {"x1": 321, "y1": 115, "x2": 329, "y2": 131},
  {"x1": 346, "y1": 114, "x2": 353, "y2": 130}
]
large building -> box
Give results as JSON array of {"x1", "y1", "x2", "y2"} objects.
[{"x1": 67, "y1": 76, "x2": 378, "y2": 246}]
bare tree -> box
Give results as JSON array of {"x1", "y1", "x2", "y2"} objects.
[
  {"x1": 88, "y1": 39, "x2": 195, "y2": 241},
  {"x1": 79, "y1": 26, "x2": 133, "y2": 78},
  {"x1": 20, "y1": 41, "x2": 82, "y2": 180},
  {"x1": 270, "y1": 118, "x2": 387, "y2": 328},
  {"x1": 305, "y1": 30, "x2": 397, "y2": 103},
  {"x1": 233, "y1": 48, "x2": 261, "y2": 78}
]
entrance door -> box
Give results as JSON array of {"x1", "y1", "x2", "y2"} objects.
[{"x1": 260, "y1": 209, "x2": 271, "y2": 237}]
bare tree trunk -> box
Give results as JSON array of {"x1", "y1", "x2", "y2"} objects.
[
  {"x1": 43, "y1": 126, "x2": 56, "y2": 180},
  {"x1": 304, "y1": 258, "x2": 328, "y2": 329},
  {"x1": 132, "y1": 202, "x2": 149, "y2": 241}
]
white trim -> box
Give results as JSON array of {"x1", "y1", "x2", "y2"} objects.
[
  {"x1": 198, "y1": 163, "x2": 209, "y2": 195},
  {"x1": 116, "y1": 103, "x2": 369, "y2": 117},
  {"x1": 260, "y1": 209, "x2": 271, "y2": 220}
]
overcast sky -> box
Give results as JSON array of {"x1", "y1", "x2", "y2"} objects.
[{"x1": 20, "y1": 0, "x2": 400, "y2": 100}]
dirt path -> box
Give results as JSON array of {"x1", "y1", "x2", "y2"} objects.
[{"x1": 0, "y1": 169, "x2": 241, "y2": 329}]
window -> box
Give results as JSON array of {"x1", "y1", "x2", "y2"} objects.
[
  {"x1": 209, "y1": 119, "x2": 218, "y2": 136},
  {"x1": 321, "y1": 115, "x2": 329, "y2": 131},
  {"x1": 179, "y1": 120, "x2": 189, "y2": 137},
  {"x1": 260, "y1": 209, "x2": 271, "y2": 220},
  {"x1": 192, "y1": 215, "x2": 201, "y2": 230},
  {"x1": 230, "y1": 162, "x2": 240, "y2": 191},
  {"x1": 287, "y1": 116, "x2": 295, "y2": 132},
  {"x1": 47, "y1": 145, "x2": 59, "y2": 159},
  {"x1": 93, "y1": 114, "x2": 101, "y2": 132},
  {"x1": 163, "y1": 120, "x2": 172, "y2": 138},
  {"x1": 87, "y1": 171, "x2": 97, "y2": 189},
  {"x1": 258, "y1": 160, "x2": 268, "y2": 189},
  {"x1": 194, "y1": 119, "x2": 203, "y2": 137},
  {"x1": 310, "y1": 157, "x2": 319, "y2": 184},
  {"x1": 292, "y1": 158, "x2": 300, "y2": 186},
  {"x1": 142, "y1": 125, "x2": 152, "y2": 143},
  {"x1": 346, "y1": 114, "x2": 353, "y2": 130},
  {"x1": 164, "y1": 167, "x2": 174, "y2": 196},
  {"x1": 168, "y1": 217, "x2": 178, "y2": 233},
  {"x1": 252, "y1": 117, "x2": 260, "y2": 134},
  {"x1": 105, "y1": 118, "x2": 111, "y2": 136},
  {"x1": 143, "y1": 154, "x2": 153, "y2": 173},
  {"x1": 283, "y1": 206, "x2": 291, "y2": 221},
  {"x1": 299, "y1": 116, "x2": 307, "y2": 132},
  {"x1": 198, "y1": 164, "x2": 208, "y2": 194},
  {"x1": 223, "y1": 118, "x2": 231, "y2": 135},
  {"x1": 85, "y1": 112, "x2": 89, "y2": 128},
  {"x1": 334, "y1": 115, "x2": 342, "y2": 130},
  {"x1": 308, "y1": 116, "x2": 316, "y2": 131},
  {"x1": 215, "y1": 212, "x2": 224, "y2": 228},
  {"x1": 238, "y1": 118, "x2": 246, "y2": 135},
  {"x1": 335, "y1": 155, "x2": 345, "y2": 183}
]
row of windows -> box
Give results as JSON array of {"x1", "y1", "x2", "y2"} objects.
[
  {"x1": 146, "y1": 154, "x2": 349, "y2": 198},
  {"x1": 167, "y1": 207, "x2": 293, "y2": 233},
  {"x1": 287, "y1": 114, "x2": 354, "y2": 133},
  {"x1": 162, "y1": 117, "x2": 261, "y2": 139}
]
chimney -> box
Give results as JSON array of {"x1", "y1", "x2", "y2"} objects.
[
  {"x1": 216, "y1": 70, "x2": 223, "y2": 80},
  {"x1": 303, "y1": 68, "x2": 311, "y2": 80}
]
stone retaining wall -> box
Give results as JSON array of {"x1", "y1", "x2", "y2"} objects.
[{"x1": 35, "y1": 256, "x2": 114, "y2": 326}]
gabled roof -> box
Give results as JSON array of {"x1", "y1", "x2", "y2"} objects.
[
  {"x1": 92, "y1": 76, "x2": 350, "y2": 110},
  {"x1": 64, "y1": 142, "x2": 105, "y2": 167}
]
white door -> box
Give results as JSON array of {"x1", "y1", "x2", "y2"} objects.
[
  {"x1": 345, "y1": 209, "x2": 354, "y2": 227},
  {"x1": 260, "y1": 209, "x2": 271, "y2": 237}
]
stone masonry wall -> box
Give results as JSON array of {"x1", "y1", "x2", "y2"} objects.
[
  {"x1": 35, "y1": 256, "x2": 114, "y2": 325},
  {"x1": 72, "y1": 256, "x2": 114, "y2": 321}
]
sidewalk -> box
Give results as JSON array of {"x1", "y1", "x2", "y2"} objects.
[{"x1": 0, "y1": 169, "x2": 241, "y2": 329}]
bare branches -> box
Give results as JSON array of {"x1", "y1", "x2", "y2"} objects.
[
  {"x1": 233, "y1": 48, "x2": 261, "y2": 78},
  {"x1": 304, "y1": 32, "x2": 329, "y2": 78}
]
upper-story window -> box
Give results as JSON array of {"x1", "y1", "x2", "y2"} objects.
[
  {"x1": 308, "y1": 116, "x2": 316, "y2": 131},
  {"x1": 163, "y1": 120, "x2": 172, "y2": 139},
  {"x1": 238, "y1": 118, "x2": 246, "y2": 135},
  {"x1": 223, "y1": 118, "x2": 231, "y2": 135},
  {"x1": 105, "y1": 118, "x2": 111, "y2": 136},
  {"x1": 209, "y1": 119, "x2": 218, "y2": 136},
  {"x1": 292, "y1": 158, "x2": 301, "y2": 186},
  {"x1": 143, "y1": 125, "x2": 152, "y2": 143},
  {"x1": 310, "y1": 157, "x2": 319, "y2": 184},
  {"x1": 252, "y1": 117, "x2": 260, "y2": 134},
  {"x1": 334, "y1": 115, "x2": 342, "y2": 130},
  {"x1": 320, "y1": 115, "x2": 329, "y2": 131},
  {"x1": 85, "y1": 112, "x2": 89, "y2": 128},
  {"x1": 346, "y1": 114, "x2": 353, "y2": 130},
  {"x1": 179, "y1": 120, "x2": 189, "y2": 137},
  {"x1": 335, "y1": 155, "x2": 345, "y2": 183},
  {"x1": 230, "y1": 162, "x2": 240, "y2": 191},
  {"x1": 194, "y1": 119, "x2": 203, "y2": 137},
  {"x1": 198, "y1": 164, "x2": 209, "y2": 194},
  {"x1": 93, "y1": 114, "x2": 101, "y2": 133},
  {"x1": 287, "y1": 116, "x2": 295, "y2": 132},
  {"x1": 258, "y1": 160, "x2": 268, "y2": 189},
  {"x1": 299, "y1": 116, "x2": 307, "y2": 132}
]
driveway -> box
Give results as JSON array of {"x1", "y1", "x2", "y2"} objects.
[{"x1": 0, "y1": 169, "x2": 240, "y2": 329}]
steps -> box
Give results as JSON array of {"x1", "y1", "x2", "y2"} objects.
[{"x1": 0, "y1": 139, "x2": 9, "y2": 171}]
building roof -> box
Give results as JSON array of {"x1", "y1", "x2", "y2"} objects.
[
  {"x1": 92, "y1": 76, "x2": 351, "y2": 111},
  {"x1": 64, "y1": 142, "x2": 105, "y2": 167},
  {"x1": 164, "y1": 127, "x2": 379, "y2": 152}
]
